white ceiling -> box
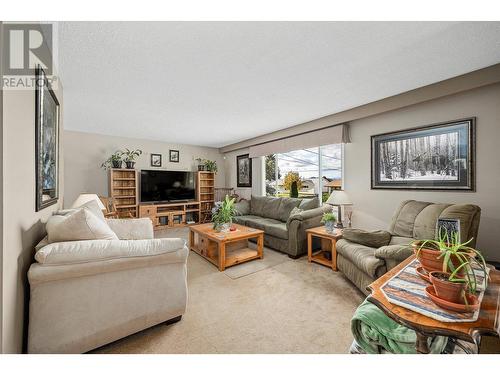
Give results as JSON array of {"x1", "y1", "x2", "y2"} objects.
[{"x1": 58, "y1": 22, "x2": 500, "y2": 148}]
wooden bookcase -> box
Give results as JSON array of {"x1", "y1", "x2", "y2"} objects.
[
  {"x1": 197, "y1": 171, "x2": 215, "y2": 223},
  {"x1": 108, "y1": 168, "x2": 138, "y2": 217}
]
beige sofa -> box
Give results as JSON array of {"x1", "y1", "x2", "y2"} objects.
[
  {"x1": 336, "y1": 200, "x2": 481, "y2": 294},
  {"x1": 28, "y1": 218, "x2": 188, "y2": 354}
]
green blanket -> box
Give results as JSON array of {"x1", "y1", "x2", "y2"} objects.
[{"x1": 351, "y1": 299, "x2": 448, "y2": 354}]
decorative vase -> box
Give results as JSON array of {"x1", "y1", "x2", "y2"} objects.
[
  {"x1": 325, "y1": 221, "x2": 335, "y2": 233},
  {"x1": 112, "y1": 160, "x2": 122, "y2": 169},
  {"x1": 125, "y1": 161, "x2": 135, "y2": 169},
  {"x1": 198, "y1": 165, "x2": 205, "y2": 171}
]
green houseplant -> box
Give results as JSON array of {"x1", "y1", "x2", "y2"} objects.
[
  {"x1": 196, "y1": 158, "x2": 206, "y2": 171},
  {"x1": 204, "y1": 159, "x2": 218, "y2": 173},
  {"x1": 321, "y1": 211, "x2": 337, "y2": 233},
  {"x1": 123, "y1": 148, "x2": 142, "y2": 169},
  {"x1": 101, "y1": 151, "x2": 123, "y2": 170},
  {"x1": 414, "y1": 230, "x2": 488, "y2": 306},
  {"x1": 212, "y1": 195, "x2": 236, "y2": 232}
]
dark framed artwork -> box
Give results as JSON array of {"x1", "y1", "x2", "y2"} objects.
[
  {"x1": 35, "y1": 65, "x2": 60, "y2": 211},
  {"x1": 151, "y1": 153, "x2": 162, "y2": 167},
  {"x1": 371, "y1": 118, "x2": 475, "y2": 191},
  {"x1": 437, "y1": 218, "x2": 461, "y2": 242},
  {"x1": 169, "y1": 149, "x2": 179, "y2": 163},
  {"x1": 237, "y1": 154, "x2": 252, "y2": 187}
]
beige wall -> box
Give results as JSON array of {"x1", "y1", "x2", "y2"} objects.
[
  {"x1": 345, "y1": 83, "x2": 500, "y2": 262},
  {"x1": 2, "y1": 83, "x2": 64, "y2": 353},
  {"x1": 64, "y1": 131, "x2": 226, "y2": 207},
  {"x1": 223, "y1": 149, "x2": 265, "y2": 200},
  {"x1": 224, "y1": 83, "x2": 500, "y2": 262}
]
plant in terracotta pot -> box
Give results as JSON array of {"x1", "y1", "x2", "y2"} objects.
[
  {"x1": 321, "y1": 211, "x2": 337, "y2": 233},
  {"x1": 211, "y1": 195, "x2": 236, "y2": 232},
  {"x1": 123, "y1": 148, "x2": 142, "y2": 169},
  {"x1": 413, "y1": 229, "x2": 476, "y2": 273},
  {"x1": 428, "y1": 244, "x2": 487, "y2": 305},
  {"x1": 101, "y1": 151, "x2": 123, "y2": 170}
]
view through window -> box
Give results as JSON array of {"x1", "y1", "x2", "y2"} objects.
[{"x1": 265, "y1": 144, "x2": 343, "y2": 203}]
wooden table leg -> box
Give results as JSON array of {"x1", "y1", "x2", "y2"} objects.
[
  {"x1": 415, "y1": 332, "x2": 431, "y2": 354},
  {"x1": 331, "y1": 238, "x2": 338, "y2": 271},
  {"x1": 307, "y1": 233, "x2": 312, "y2": 262},
  {"x1": 218, "y1": 242, "x2": 226, "y2": 271},
  {"x1": 257, "y1": 234, "x2": 264, "y2": 259},
  {"x1": 189, "y1": 228, "x2": 195, "y2": 250}
]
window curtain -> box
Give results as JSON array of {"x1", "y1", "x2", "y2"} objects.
[{"x1": 248, "y1": 123, "x2": 350, "y2": 158}]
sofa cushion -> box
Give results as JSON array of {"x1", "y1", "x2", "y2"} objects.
[
  {"x1": 263, "y1": 197, "x2": 282, "y2": 220},
  {"x1": 342, "y1": 229, "x2": 391, "y2": 248},
  {"x1": 250, "y1": 196, "x2": 267, "y2": 217},
  {"x1": 413, "y1": 203, "x2": 450, "y2": 240},
  {"x1": 234, "y1": 199, "x2": 250, "y2": 216},
  {"x1": 389, "y1": 200, "x2": 431, "y2": 237},
  {"x1": 389, "y1": 236, "x2": 413, "y2": 246},
  {"x1": 244, "y1": 217, "x2": 271, "y2": 231},
  {"x1": 233, "y1": 215, "x2": 262, "y2": 227},
  {"x1": 299, "y1": 197, "x2": 319, "y2": 210},
  {"x1": 277, "y1": 197, "x2": 302, "y2": 222},
  {"x1": 262, "y1": 221, "x2": 288, "y2": 240},
  {"x1": 35, "y1": 237, "x2": 186, "y2": 265},
  {"x1": 336, "y1": 239, "x2": 386, "y2": 278},
  {"x1": 46, "y1": 208, "x2": 119, "y2": 243},
  {"x1": 439, "y1": 204, "x2": 481, "y2": 246}
]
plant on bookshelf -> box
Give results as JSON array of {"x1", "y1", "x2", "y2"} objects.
[
  {"x1": 101, "y1": 151, "x2": 124, "y2": 170},
  {"x1": 123, "y1": 148, "x2": 142, "y2": 169}
]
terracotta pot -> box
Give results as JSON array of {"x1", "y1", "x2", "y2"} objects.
[
  {"x1": 412, "y1": 242, "x2": 472, "y2": 273},
  {"x1": 429, "y1": 271, "x2": 465, "y2": 304}
]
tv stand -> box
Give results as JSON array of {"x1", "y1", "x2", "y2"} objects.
[{"x1": 139, "y1": 201, "x2": 201, "y2": 230}]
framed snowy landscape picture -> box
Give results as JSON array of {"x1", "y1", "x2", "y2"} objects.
[{"x1": 371, "y1": 118, "x2": 475, "y2": 190}]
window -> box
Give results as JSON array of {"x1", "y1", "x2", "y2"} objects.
[{"x1": 265, "y1": 144, "x2": 343, "y2": 203}]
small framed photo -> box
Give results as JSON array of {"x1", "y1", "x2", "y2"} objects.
[
  {"x1": 437, "y1": 218, "x2": 461, "y2": 242},
  {"x1": 151, "y1": 153, "x2": 162, "y2": 167},
  {"x1": 169, "y1": 149, "x2": 179, "y2": 163}
]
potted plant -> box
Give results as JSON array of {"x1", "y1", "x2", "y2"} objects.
[
  {"x1": 321, "y1": 211, "x2": 337, "y2": 233},
  {"x1": 123, "y1": 148, "x2": 142, "y2": 169},
  {"x1": 101, "y1": 151, "x2": 123, "y2": 170},
  {"x1": 428, "y1": 241, "x2": 487, "y2": 306},
  {"x1": 196, "y1": 158, "x2": 206, "y2": 171},
  {"x1": 413, "y1": 229, "x2": 476, "y2": 273},
  {"x1": 204, "y1": 159, "x2": 218, "y2": 173},
  {"x1": 211, "y1": 195, "x2": 236, "y2": 232}
]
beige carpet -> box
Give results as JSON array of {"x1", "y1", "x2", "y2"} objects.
[{"x1": 92, "y1": 227, "x2": 365, "y2": 354}]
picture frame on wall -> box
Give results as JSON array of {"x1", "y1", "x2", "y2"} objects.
[
  {"x1": 437, "y1": 218, "x2": 461, "y2": 242},
  {"x1": 35, "y1": 65, "x2": 60, "y2": 211},
  {"x1": 237, "y1": 154, "x2": 252, "y2": 187},
  {"x1": 151, "y1": 153, "x2": 162, "y2": 167},
  {"x1": 371, "y1": 118, "x2": 475, "y2": 191},
  {"x1": 169, "y1": 149, "x2": 180, "y2": 163}
]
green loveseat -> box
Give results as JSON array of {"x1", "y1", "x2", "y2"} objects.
[
  {"x1": 336, "y1": 200, "x2": 481, "y2": 294},
  {"x1": 233, "y1": 195, "x2": 329, "y2": 258}
]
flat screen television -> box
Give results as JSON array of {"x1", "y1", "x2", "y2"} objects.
[{"x1": 140, "y1": 170, "x2": 196, "y2": 203}]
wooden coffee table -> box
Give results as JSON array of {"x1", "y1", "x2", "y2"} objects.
[
  {"x1": 306, "y1": 226, "x2": 342, "y2": 271},
  {"x1": 189, "y1": 223, "x2": 264, "y2": 271}
]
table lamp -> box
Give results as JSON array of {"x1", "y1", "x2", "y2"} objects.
[
  {"x1": 325, "y1": 190, "x2": 352, "y2": 228},
  {"x1": 71, "y1": 193, "x2": 106, "y2": 210}
]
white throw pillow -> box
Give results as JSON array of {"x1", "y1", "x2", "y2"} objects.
[
  {"x1": 56, "y1": 199, "x2": 106, "y2": 222},
  {"x1": 47, "y1": 208, "x2": 118, "y2": 243}
]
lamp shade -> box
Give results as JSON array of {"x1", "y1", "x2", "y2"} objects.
[
  {"x1": 71, "y1": 193, "x2": 106, "y2": 210},
  {"x1": 325, "y1": 190, "x2": 352, "y2": 206}
]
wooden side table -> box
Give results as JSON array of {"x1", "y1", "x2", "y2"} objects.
[
  {"x1": 367, "y1": 255, "x2": 500, "y2": 353},
  {"x1": 306, "y1": 226, "x2": 342, "y2": 271}
]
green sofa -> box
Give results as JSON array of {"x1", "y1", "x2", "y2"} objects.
[
  {"x1": 336, "y1": 200, "x2": 481, "y2": 294},
  {"x1": 232, "y1": 195, "x2": 329, "y2": 258}
]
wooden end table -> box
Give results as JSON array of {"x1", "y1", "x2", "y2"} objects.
[
  {"x1": 306, "y1": 226, "x2": 342, "y2": 271},
  {"x1": 189, "y1": 223, "x2": 264, "y2": 271},
  {"x1": 367, "y1": 255, "x2": 500, "y2": 353}
]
